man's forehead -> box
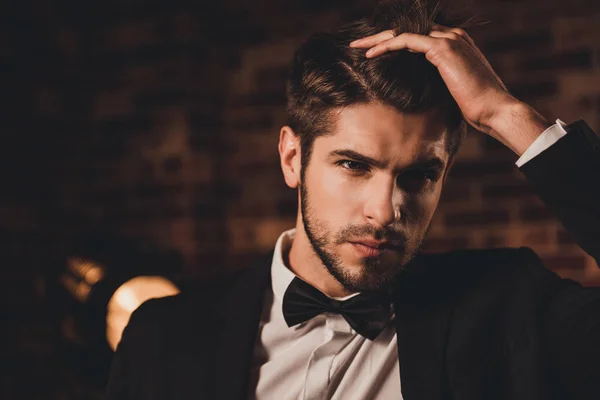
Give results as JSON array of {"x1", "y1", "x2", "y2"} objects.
[
  {"x1": 333, "y1": 103, "x2": 447, "y2": 137},
  {"x1": 317, "y1": 103, "x2": 450, "y2": 161}
]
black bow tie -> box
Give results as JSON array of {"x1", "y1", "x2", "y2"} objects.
[{"x1": 282, "y1": 277, "x2": 392, "y2": 340}]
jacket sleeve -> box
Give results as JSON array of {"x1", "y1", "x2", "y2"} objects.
[
  {"x1": 519, "y1": 120, "x2": 600, "y2": 265},
  {"x1": 103, "y1": 298, "x2": 165, "y2": 400},
  {"x1": 103, "y1": 314, "x2": 133, "y2": 399},
  {"x1": 518, "y1": 120, "x2": 600, "y2": 398},
  {"x1": 520, "y1": 248, "x2": 600, "y2": 399}
]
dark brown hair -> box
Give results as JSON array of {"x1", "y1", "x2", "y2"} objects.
[{"x1": 286, "y1": 0, "x2": 472, "y2": 170}]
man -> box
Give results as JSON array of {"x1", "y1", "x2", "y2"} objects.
[{"x1": 105, "y1": 0, "x2": 600, "y2": 399}]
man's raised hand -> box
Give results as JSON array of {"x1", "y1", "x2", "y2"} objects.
[{"x1": 350, "y1": 25, "x2": 534, "y2": 145}]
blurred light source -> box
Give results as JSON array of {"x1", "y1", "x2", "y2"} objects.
[
  {"x1": 61, "y1": 257, "x2": 106, "y2": 303},
  {"x1": 55, "y1": 232, "x2": 184, "y2": 387},
  {"x1": 106, "y1": 275, "x2": 179, "y2": 351}
]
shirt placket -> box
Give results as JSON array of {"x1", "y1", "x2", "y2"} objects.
[{"x1": 302, "y1": 314, "x2": 355, "y2": 400}]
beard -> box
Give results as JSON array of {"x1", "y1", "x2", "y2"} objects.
[{"x1": 300, "y1": 177, "x2": 424, "y2": 294}]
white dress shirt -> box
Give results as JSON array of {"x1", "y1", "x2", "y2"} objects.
[
  {"x1": 516, "y1": 119, "x2": 568, "y2": 167},
  {"x1": 248, "y1": 121, "x2": 569, "y2": 400},
  {"x1": 249, "y1": 228, "x2": 402, "y2": 400}
]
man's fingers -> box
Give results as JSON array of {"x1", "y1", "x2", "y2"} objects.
[
  {"x1": 365, "y1": 32, "x2": 437, "y2": 58},
  {"x1": 431, "y1": 24, "x2": 468, "y2": 37},
  {"x1": 352, "y1": 25, "x2": 475, "y2": 51},
  {"x1": 429, "y1": 30, "x2": 462, "y2": 41},
  {"x1": 431, "y1": 24, "x2": 475, "y2": 46},
  {"x1": 350, "y1": 30, "x2": 396, "y2": 48},
  {"x1": 356, "y1": 29, "x2": 472, "y2": 60}
]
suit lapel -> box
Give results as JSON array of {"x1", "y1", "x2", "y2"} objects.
[
  {"x1": 212, "y1": 255, "x2": 272, "y2": 400},
  {"x1": 393, "y1": 255, "x2": 454, "y2": 400}
]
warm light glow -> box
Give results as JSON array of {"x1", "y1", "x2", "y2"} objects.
[
  {"x1": 83, "y1": 266, "x2": 104, "y2": 286},
  {"x1": 106, "y1": 276, "x2": 180, "y2": 351},
  {"x1": 60, "y1": 274, "x2": 92, "y2": 303},
  {"x1": 67, "y1": 257, "x2": 105, "y2": 285}
]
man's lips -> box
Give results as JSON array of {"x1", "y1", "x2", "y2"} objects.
[{"x1": 349, "y1": 239, "x2": 404, "y2": 251}]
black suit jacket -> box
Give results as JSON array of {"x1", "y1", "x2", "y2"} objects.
[{"x1": 105, "y1": 121, "x2": 600, "y2": 400}]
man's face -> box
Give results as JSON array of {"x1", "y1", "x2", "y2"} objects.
[{"x1": 300, "y1": 102, "x2": 451, "y2": 293}]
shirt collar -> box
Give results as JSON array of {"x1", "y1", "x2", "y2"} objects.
[
  {"x1": 270, "y1": 228, "x2": 361, "y2": 305},
  {"x1": 270, "y1": 228, "x2": 298, "y2": 304}
]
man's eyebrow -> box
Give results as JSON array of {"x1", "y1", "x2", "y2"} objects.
[
  {"x1": 329, "y1": 149, "x2": 386, "y2": 169},
  {"x1": 328, "y1": 149, "x2": 446, "y2": 172},
  {"x1": 405, "y1": 157, "x2": 446, "y2": 172}
]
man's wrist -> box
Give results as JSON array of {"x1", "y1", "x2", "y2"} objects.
[{"x1": 487, "y1": 101, "x2": 553, "y2": 156}]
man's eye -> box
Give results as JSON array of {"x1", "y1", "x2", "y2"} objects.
[
  {"x1": 398, "y1": 170, "x2": 439, "y2": 190},
  {"x1": 338, "y1": 160, "x2": 369, "y2": 171}
]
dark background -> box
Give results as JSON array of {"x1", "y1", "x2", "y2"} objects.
[{"x1": 2, "y1": 0, "x2": 600, "y2": 398}]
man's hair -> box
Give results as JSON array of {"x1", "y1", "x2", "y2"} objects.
[{"x1": 286, "y1": 0, "x2": 471, "y2": 169}]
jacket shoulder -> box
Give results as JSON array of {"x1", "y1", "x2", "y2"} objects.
[
  {"x1": 124, "y1": 257, "x2": 272, "y2": 336},
  {"x1": 411, "y1": 246, "x2": 537, "y2": 278},
  {"x1": 395, "y1": 247, "x2": 560, "y2": 304}
]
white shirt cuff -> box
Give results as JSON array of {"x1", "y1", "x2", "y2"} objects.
[{"x1": 515, "y1": 119, "x2": 569, "y2": 167}]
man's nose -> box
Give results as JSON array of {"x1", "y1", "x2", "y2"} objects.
[{"x1": 364, "y1": 180, "x2": 401, "y2": 227}]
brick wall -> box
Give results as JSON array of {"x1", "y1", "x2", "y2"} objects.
[
  {"x1": 426, "y1": 0, "x2": 600, "y2": 284},
  {"x1": 221, "y1": 0, "x2": 600, "y2": 284},
  {"x1": 2, "y1": 0, "x2": 600, "y2": 397}
]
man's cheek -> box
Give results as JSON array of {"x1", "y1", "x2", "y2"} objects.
[
  {"x1": 318, "y1": 171, "x2": 351, "y2": 202},
  {"x1": 404, "y1": 194, "x2": 436, "y2": 226}
]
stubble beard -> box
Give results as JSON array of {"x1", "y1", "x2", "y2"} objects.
[{"x1": 299, "y1": 177, "x2": 423, "y2": 294}]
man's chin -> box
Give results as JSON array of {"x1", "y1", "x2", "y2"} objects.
[
  {"x1": 335, "y1": 269, "x2": 397, "y2": 293},
  {"x1": 333, "y1": 256, "x2": 405, "y2": 292}
]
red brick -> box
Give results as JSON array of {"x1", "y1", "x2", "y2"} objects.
[
  {"x1": 543, "y1": 255, "x2": 588, "y2": 270},
  {"x1": 520, "y1": 50, "x2": 593, "y2": 73},
  {"x1": 421, "y1": 236, "x2": 470, "y2": 252},
  {"x1": 557, "y1": 228, "x2": 578, "y2": 245},
  {"x1": 445, "y1": 210, "x2": 510, "y2": 227},
  {"x1": 448, "y1": 161, "x2": 515, "y2": 179},
  {"x1": 482, "y1": 182, "x2": 535, "y2": 200},
  {"x1": 484, "y1": 235, "x2": 507, "y2": 248},
  {"x1": 439, "y1": 182, "x2": 472, "y2": 203},
  {"x1": 508, "y1": 80, "x2": 558, "y2": 100},
  {"x1": 232, "y1": 92, "x2": 287, "y2": 107},
  {"x1": 483, "y1": 30, "x2": 553, "y2": 53},
  {"x1": 229, "y1": 113, "x2": 274, "y2": 131},
  {"x1": 519, "y1": 206, "x2": 556, "y2": 222},
  {"x1": 523, "y1": 228, "x2": 552, "y2": 245}
]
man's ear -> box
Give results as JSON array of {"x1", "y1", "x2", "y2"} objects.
[{"x1": 279, "y1": 126, "x2": 301, "y2": 189}]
